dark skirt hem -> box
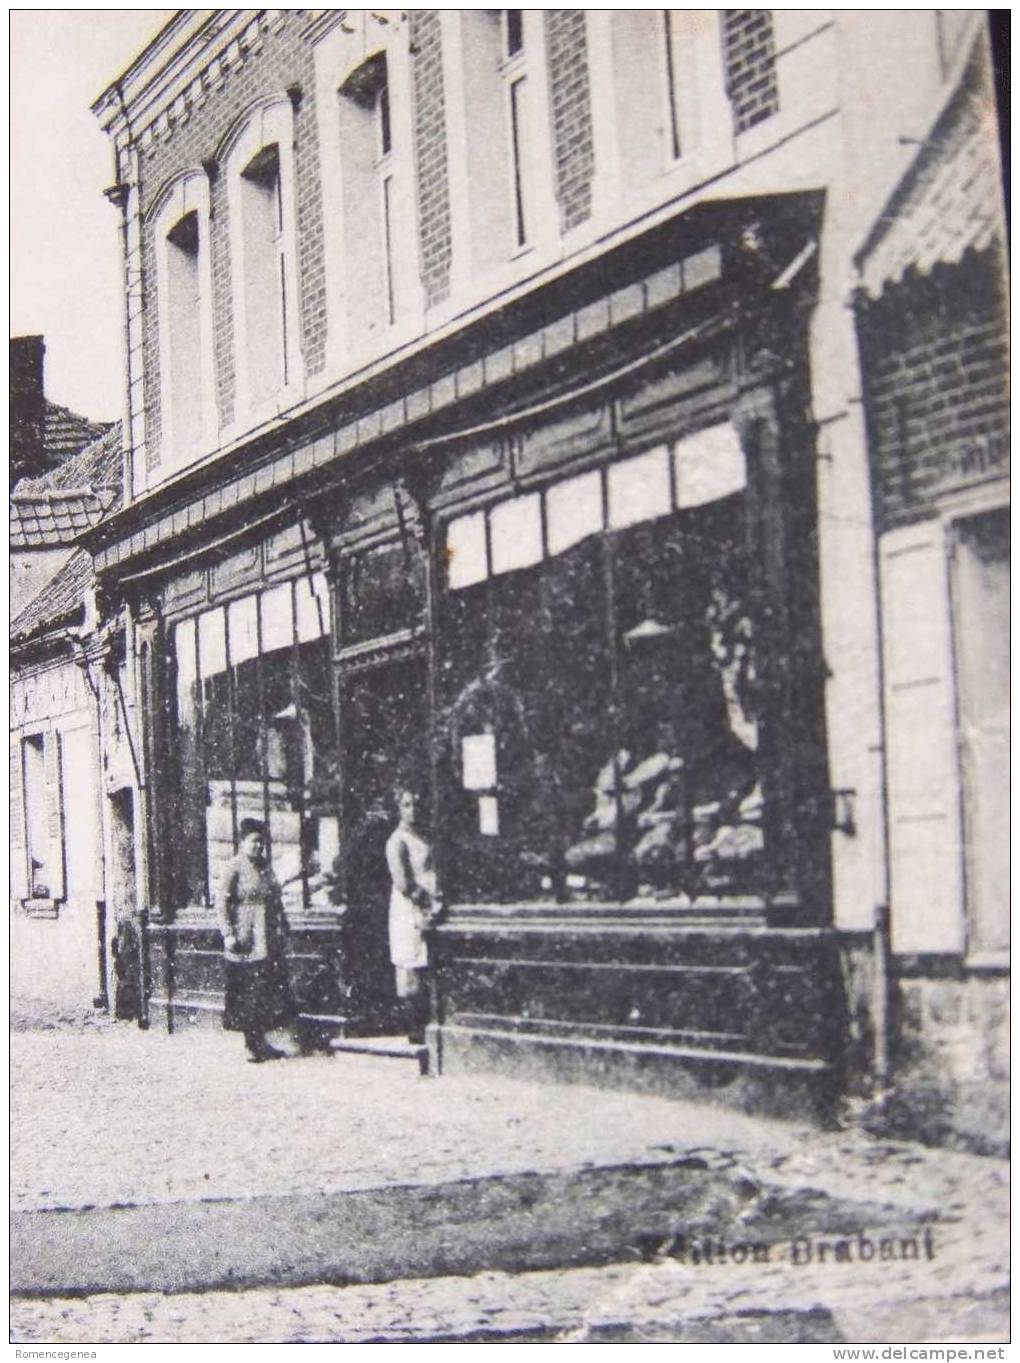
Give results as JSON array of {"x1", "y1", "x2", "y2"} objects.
[{"x1": 222, "y1": 957, "x2": 295, "y2": 1033}]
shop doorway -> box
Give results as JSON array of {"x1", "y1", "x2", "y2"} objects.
[{"x1": 341, "y1": 653, "x2": 430, "y2": 1033}]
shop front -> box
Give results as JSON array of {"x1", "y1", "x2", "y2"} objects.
[{"x1": 95, "y1": 192, "x2": 844, "y2": 1111}]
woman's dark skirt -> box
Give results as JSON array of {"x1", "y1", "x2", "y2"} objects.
[{"x1": 222, "y1": 956, "x2": 295, "y2": 1032}]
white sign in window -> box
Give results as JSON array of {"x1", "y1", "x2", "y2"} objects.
[
  {"x1": 198, "y1": 607, "x2": 227, "y2": 677},
  {"x1": 174, "y1": 619, "x2": 197, "y2": 698},
  {"x1": 490, "y1": 492, "x2": 543, "y2": 576},
  {"x1": 227, "y1": 594, "x2": 259, "y2": 665},
  {"x1": 478, "y1": 794, "x2": 501, "y2": 836},
  {"x1": 296, "y1": 571, "x2": 330, "y2": 642},
  {"x1": 462, "y1": 732, "x2": 497, "y2": 791},
  {"x1": 674, "y1": 423, "x2": 746, "y2": 509},
  {"x1": 607, "y1": 446, "x2": 672, "y2": 529},
  {"x1": 546, "y1": 468, "x2": 604, "y2": 556},
  {"x1": 260, "y1": 582, "x2": 295, "y2": 654},
  {"x1": 447, "y1": 511, "x2": 488, "y2": 589}
]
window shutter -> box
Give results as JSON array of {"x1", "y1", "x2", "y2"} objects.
[
  {"x1": 10, "y1": 740, "x2": 29, "y2": 901},
  {"x1": 44, "y1": 730, "x2": 66, "y2": 902},
  {"x1": 880, "y1": 521, "x2": 964, "y2": 954}
]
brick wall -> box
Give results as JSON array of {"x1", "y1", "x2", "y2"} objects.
[
  {"x1": 409, "y1": 11, "x2": 452, "y2": 310},
  {"x1": 545, "y1": 10, "x2": 594, "y2": 233},
  {"x1": 135, "y1": 13, "x2": 325, "y2": 470},
  {"x1": 858, "y1": 245, "x2": 1009, "y2": 529},
  {"x1": 721, "y1": 11, "x2": 779, "y2": 135}
]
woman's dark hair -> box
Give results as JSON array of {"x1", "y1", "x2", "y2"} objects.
[{"x1": 239, "y1": 818, "x2": 266, "y2": 839}]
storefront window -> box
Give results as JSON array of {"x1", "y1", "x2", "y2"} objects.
[
  {"x1": 168, "y1": 571, "x2": 336, "y2": 914},
  {"x1": 439, "y1": 422, "x2": 774, "y2": 904},
  {"x1": 341, "y1": 537, "x2": 424, "y2": 645}
]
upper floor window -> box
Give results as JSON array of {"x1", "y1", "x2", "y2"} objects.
[
  {"x1": 153, "y1": 171, "x2": 214, "y2": 466},
  {"x1": 501, "y1": 9, "x2": 534, "y2": 248},
  {"x1": 224, "y1": 98, "x2": 301, "y2": 422},
  {"x1": 505, "y1": 9, "x2": 524, "y2": 58},
  {"x1": 373, "y1": 57, "x2": 396, "y2": 324},
  {"x1": 721, "y1": 11, "x2": 779, "y2": 134},
  {"x1": 241, "y1": 144, "x2": 289, "y2": 395}
]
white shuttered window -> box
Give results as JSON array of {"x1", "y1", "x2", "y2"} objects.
[{"x1": 880, "y1": 521, "x2": 964, "y2": 955}]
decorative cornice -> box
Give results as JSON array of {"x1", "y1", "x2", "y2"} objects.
[{"x1": 93, "y1": 11, "x2": 295, "y2": 161}]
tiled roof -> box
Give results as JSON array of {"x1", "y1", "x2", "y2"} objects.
[
  {"x1": 857, "y1": 28, "x2": 1005, "y2": 297},
  {"x1": 9, "y1": 548, "x2": 93, "y2": 643},
  {"x1": 10, "y1": 488, "x2": 118, "y2": 548},
  {"x1": 43, "y1": 400, "x2": 111, "y2": 465},
  {"x1": 16, "y1": 421, "x2": 123, "y2": 497},
  {"x1": 12, "y1": 422, "x2": 124, "y2": 549}
]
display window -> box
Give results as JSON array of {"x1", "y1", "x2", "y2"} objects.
[
  {"x1": 168, "y1": 571, "x2": 336, "y2": 914},
  {"x1": 439, "y1": 421, "x2": 776, "y2": 904},
  {"x1": 340, "y1": 536, "x2": 425, "y2": 645}
]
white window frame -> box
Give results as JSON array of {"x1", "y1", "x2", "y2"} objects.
[
  {"x1": 500, "y1": 10, "x2": 533, "y2": 253},
  {"x1": 373, "y1": 55, "x2": 398, "y2": 328},
  {"x1": 223, "y1": 96, "x2": 303, "y2": 430},
  {"x1": 11, "y1": 728, "x2": 66, "y2": 909},
  {"x1": 312, "y1": 15, "x2": 425, "y2": 381},
  {"x1": 152, "y1": 170, "x2": 216, "y2": 471}
]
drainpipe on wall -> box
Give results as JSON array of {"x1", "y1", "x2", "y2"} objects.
[
  {"x1": 850, "y1": 287, "x2": 894, "y2": 1101},
  {"x1": 104, "y1": 85, "x2": 137, "y2": 507},
  {"x1": 65, "y1": 623, "x2": 110, "y2": 1013}
]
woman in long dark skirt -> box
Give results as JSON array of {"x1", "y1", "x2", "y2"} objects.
[{"x1": 217, "y1": 818, "x2": 295, "y2": 1062}]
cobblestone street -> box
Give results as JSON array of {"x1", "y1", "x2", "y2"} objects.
[{"x1": 10, "y1": 1021, "x2": 1009, "y2": 1344}]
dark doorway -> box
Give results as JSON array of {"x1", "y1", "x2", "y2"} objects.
[
  {"x1": 109, "y1": 788, "x2": 139, "y2": 1021},
  {"x1": 341, "y1": 654, "x2": 430, "y2": 1032}
]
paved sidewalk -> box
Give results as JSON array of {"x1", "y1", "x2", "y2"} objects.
[{"x1": 10, "y1": 1023, "x2": 1009, "y2": 1343}]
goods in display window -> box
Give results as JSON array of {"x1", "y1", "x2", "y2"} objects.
[
  {"x1": 167, "y1": 572, "x2": 337, "y2": 915},
  {"x1": 439, "y1": 420, "x2": 776, "y2": 904}
]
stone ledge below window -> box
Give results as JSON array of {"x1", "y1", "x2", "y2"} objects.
[{"x1": 19, "y1": 898, "x2": 60, "y2": 920}]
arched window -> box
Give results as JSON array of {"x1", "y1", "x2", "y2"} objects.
[
  {"x1": 338, "y1": 52, "x2": 400, "y2": 330},
  {"x1": 224, "y1": 98, "x2": 301, "y2": 423},
  {"x1": 152, "y1": 171, "x2": 215, "y2": 468}
]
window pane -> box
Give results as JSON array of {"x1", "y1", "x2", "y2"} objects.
[
  {"x1": 198, "y1": 607, "x2": 226, "y2": 677},
  {"x1": 295, "y1": 635, "x2": 340, "y2": 911},
  {"x1": 203, "y1": 651, "x2": 234, "y2": 900},
  {"x1": 613, "y1": 497, "x2": 766, "y2": 899},
  {"x1": 260, "y1": 582, "x2": 295, "y2": 654},
  {"x1": 341, "y1": 540, "x2": 424, "y2": 645},
  {"x1": 490, "y1": 492, "x2": 543, "y2": 575},
  {"x1": 506, "y1": 9, "x2": 523, "y2": 56},
  {"x1": 168, "y1": 596, "x2": 340, "y2": 916},
  {"x1": 607, "y1": 447, "x2": 672, "y2": 529},
  {"x1": 546, "y1": 468, "x2": 603, "y2": 556},
  {"x1": 440, "y1": 536, "x2": 611, "y2": 904},
  {"x1": 296, "y1": 571, "x2": 330, "y2": 643},
  {"x1": 509, "y1": 76, "x2": 530, "y2": 247},
  {"x1": 169, "y1": 620, "x2": 206, "y2": 908},
  {"x1": 241, "y1": 143, "x2": 286, "y2": 401},
  {"x1": 23, "y1": 735, "x2": 50, "y2": 897},
  {"x1": 174, "y1": 618, "x2": 197, "y2": 715},
  {"x1": 447, "y1": 511, "x2": 488, "y2": 589},
  {"x1": 227, "y1": 593, "x2": 259, "y2": 665},
  {"x1": 674, "y1": 423, "x2": 746, "y2": 509}
]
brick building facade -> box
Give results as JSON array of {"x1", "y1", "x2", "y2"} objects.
[
  {"x1": 80, "y1": 11, "x2": 1005, "y2": 1132},
  {"x1": 853, "y1": 29, "x2": 1008, "y2": 1151}
]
